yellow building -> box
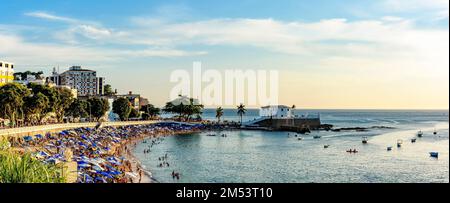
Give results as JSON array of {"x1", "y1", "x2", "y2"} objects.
[{"x1": 0, "y1": 61, "x2": 15, "y2": 86}]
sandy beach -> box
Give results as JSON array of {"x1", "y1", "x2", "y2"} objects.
[{"x1": 5, "y1": 122, "x2": 207, "y2": 183}]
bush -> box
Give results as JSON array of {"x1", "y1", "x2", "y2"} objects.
[{"x1": 0, "y1": 151, "x2": 66, "y2": 183}]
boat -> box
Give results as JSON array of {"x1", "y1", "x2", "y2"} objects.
[
  {"x1": 362, "y1": 137, "x2": 368, "y2": 144},
  {"x1": 397, "y1": 139, "x2": 403, "y2": 148},
  {"x1": 324, "y1": 145, "x2": 330, "y2": 148},
  {"x1": 313, "y1": 135, "x2": 321, "y2": 139},
  {"x1": 346, "y1": 149, "x2": 358, "y2": 153},
  {"x1": 411, "y1": 138, "x2": 417, "y2": 143},
  {"x1": 429, "y1": 152, "x2": 439, "y2": 158},
  {"x1": 298, "y1": 137, "x2": 303, "y2": 141},
  {"x1": 433, "y1": 130, "x2": 437, "y2": 135},
  {"x1": 206, "y1": 134, "x2": 216, "y2": 137},
  {"x1": 387, "y1": 146, "x2": 393, "y2": 151},
  {"x1": 417, "y1": 130, "x2": 423, "y2": 137}
]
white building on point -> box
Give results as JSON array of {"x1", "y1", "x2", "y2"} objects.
[{"x1": 259, "y1": 105, "x2": 295, "y2": 119}]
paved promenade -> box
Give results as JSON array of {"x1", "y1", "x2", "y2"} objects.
[{"x1": 0, "y1": 120, "x2": 161, "y2": 138}]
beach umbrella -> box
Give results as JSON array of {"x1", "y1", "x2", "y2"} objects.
[
  {"x1": 109, "y1": 170, "x2": 122, "y2": 176},
  {"x1": 78, "y1": 160, "x2": 89, "y2": 165},
  {"x1": 98, "y1": 171, "x2": 114, "y2": 179},
  {"x1": 93, "y1": 165, "x2": 104, "y2": 171},
  {"x1": 23, "y1": 136, "x2": 33, "y2": 142},
  {"x1": 94, "y1": 176, "x2": 107, "y2": 183},
  {"x1": 109, "y1": 160, "x2": 122, "y2": 166},
  {"x1": 82, "y1": 174, "x2": 94, "y2": 183},
  {"x1": 78, "y1": 164, "x2": 90, "y2": 169}
]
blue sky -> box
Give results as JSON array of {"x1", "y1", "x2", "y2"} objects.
[{"x1": 0, "y1": 0, "x2": 449, "y2": 108}]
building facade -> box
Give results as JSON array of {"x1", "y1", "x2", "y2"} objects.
[
  {"x1": 260, "y1": 105, "x2": 294, "y2": 118},
  {"x1": 0, "y1": 61, "x2": 14, "y2": 86},
  {"x1": 51, "y1": 66, "x2": 105, "y2": 97},
  {"x1": 116, "y1": 91, "x2": 141, "y2": 110}
]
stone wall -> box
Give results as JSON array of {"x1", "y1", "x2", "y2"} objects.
[{"x1": 255, "y1": 118, "x2": 321, "y2": 130}]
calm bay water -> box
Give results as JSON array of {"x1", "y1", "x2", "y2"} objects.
[{"x1": 136, "y1": 110, "x2": 449, "y2": 183}]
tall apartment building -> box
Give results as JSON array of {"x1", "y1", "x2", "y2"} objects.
[
  {"x1": 0, "y1": 61, "x2": 14, "y2": 86},
  {"x1": 49, "y1": 66, "x2": 105, "y2": 97}
]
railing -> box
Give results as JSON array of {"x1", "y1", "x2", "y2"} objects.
[{"x1": 0, "y1": 120, "x2": 161, "y2": 137}]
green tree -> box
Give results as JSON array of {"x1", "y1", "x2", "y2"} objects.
[
  {"x1": 54, "y1": 87, "x2": 74, "y2": 122},
  {"x1": 0, "y1": 83, "x2": 31, "y2": 127},
  {"x1": 129, "y1": 108, "x2": 140, "y2": 118},
  {"x1": 87, "y1": 98, "x2": 109, "y2": 121},
  {"x1": 23, "y1": 92, "x2": 49, "y2": 124},
  {"x1": 112, "y1": 97, "x2": 132, "y2": 121},
  {"x1": 103, "y1": 84, "x2": 114, "y2": 96},
  {"x1": 237, "y1": 103, "x2": 247, "y2": 126},
  {"x1": 163, "y1": 96, "x2": 203, "y2": 121},
  {"x1": 29, "y1": 84, "x2": 59, "y2": 122},
  {"x1": 140, "y1": 104, "x2": 160, "y2": 120},
  {"x1": 65, "y1": 99, "x2": 89, "y2": 120},
  {"x1": 216, "y1": 107, "x2": 224, "y2": 123}
]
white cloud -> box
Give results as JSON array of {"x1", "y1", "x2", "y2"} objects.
[
  {"x1": 25, "y1": 11, "x2": 78, "y2": 23},
  {"x1": 383, "y1": 0, "x2": 449, "y2": 19},
  {"x1": 0, "y1": 32, "x2": 206, "y2": 68},
  {"x1": 7, "y1": 12, "x2": 450, "y2": 81}
]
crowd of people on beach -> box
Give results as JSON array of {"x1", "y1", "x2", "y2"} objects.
[{"x1": 8, "y1": 122, "x2": 206, "y2": 183}]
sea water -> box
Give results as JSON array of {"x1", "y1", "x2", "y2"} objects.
[{"x1": 135, "y1": 110, "x2": 449, "y2": 183}]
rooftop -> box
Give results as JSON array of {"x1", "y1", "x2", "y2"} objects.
[{"x1": 261, "y1": 105, "x2": 292, "y2": 109}]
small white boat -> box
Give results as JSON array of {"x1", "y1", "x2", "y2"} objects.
[
  {"x1": 433, "y1": 130, "x2": 437, "y2": 135},
  {"x1": 387, "y1": 146, "x2": 393, "y2": 151},
  {"x1": 397, "y1": 139, "x2": 403, "y2": 148}
]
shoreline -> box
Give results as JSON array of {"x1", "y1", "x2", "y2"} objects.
[{"x1": 117, "y1": 129, "x2": 203, "y2": 183}]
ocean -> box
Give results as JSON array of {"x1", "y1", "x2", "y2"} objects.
[{"x1": 135, "y1": 110, "x2": 449, "y2": 183}]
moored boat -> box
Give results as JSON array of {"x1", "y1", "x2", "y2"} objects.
[
  {"x1": 429, "y1": 152, "x2": 439, "y2": 158},
  {"x1": 397, "y1": 139, "x2": 403, "y2": 148},
  {"x1": 362, "y1": 137, "x2": 368, "y2": 144},
  {"x1": 417, "y1": 130, "x2": 423, "y2": 137}
]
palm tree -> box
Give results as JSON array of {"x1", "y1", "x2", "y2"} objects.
[
  {"x1": 236, "y1": 103, "x2": 247, "y2": 126},
  {"x1": 216, "y1": 107, "x2": 224, "y2": 123}
]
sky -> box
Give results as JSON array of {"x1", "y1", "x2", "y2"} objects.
[{"x1": 0, "y1": 0, "x2": 449, "y2": 109}]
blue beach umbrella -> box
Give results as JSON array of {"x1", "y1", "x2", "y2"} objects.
[
  {"x1": 82, "y1": 174, "x2": 94, "y2": 183},
  {"x1": 94, "y1": 176, "x2": 107, "y2": 183},
  {"x1": 23, "y1": 136, "x2": 33, "y2": 142}
]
